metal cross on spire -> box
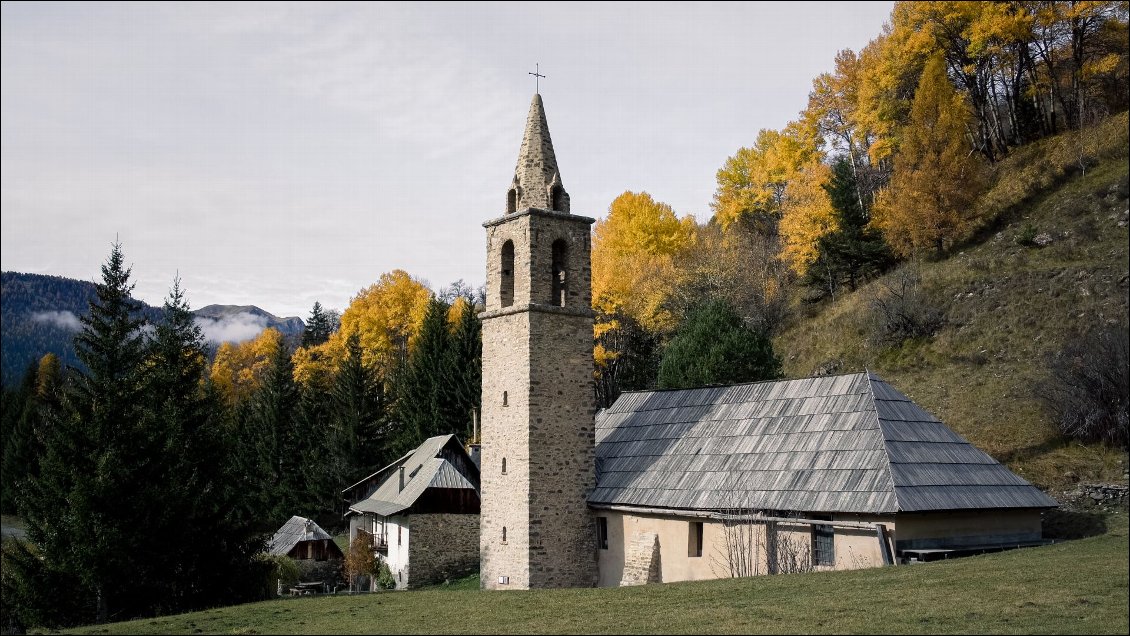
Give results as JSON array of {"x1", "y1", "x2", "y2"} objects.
[{"x1": 528, "y1": 63, "x2": 546, "y2": 93}]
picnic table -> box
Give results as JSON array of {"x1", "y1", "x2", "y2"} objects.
[{"x1": 290, "y1": 581, "x2": 324, "y2": 596}]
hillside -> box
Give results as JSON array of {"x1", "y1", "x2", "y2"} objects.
[
  {"x1": 0, "y1": 272, "x2": 305, "y2": 386},
  {"x1": 773, "y1": 112, "x2": 1130, "y2": 493},
  {"x1": 58, "y1": 513, "x2": 1129, "y2": 635}
]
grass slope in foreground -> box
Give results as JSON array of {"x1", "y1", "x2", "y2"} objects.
[{"x1": 58, "y1": 514, "x2": 1128, "y2": 635}]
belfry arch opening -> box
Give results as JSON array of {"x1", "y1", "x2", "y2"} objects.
[
  {"x1": 506, "y1": 188, "x2": 517, "y2": 214},
  {"x1": 551, "y1": 239, "x2": 568, "y2": 307},
  {"x1": 550, "y1": 184, "x2": 565, "y2": 212},
  {"x1": 500, "y1": 240, "x2": 515, "y2": 308}
]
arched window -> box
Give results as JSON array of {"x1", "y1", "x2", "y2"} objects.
[
  {"x1": 551, "y1": 239, "x2": 568, "y2": 307},
  {"x1": 500, "y1": 240, "x2": 514, "y2": 308},
  {"x1": 506, "y1": 188, "x2": 517, "y2": 214}
]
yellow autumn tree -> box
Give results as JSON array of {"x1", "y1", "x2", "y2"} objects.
[
  {"x1": 592, "y1": 191, "x2": 695, "y2": 334},
  {"x1": 779, "y1": 161, "x2": 837, "y2": 276},
  {"x1": 209, "y1": 327, "x2": 284, "y2": 406},
  {"x1": 292, "y1": 269, "x2": 432, "y2": 387},
  {"x1": 711, "y1": 121, "x2": 821, "y2": 230},
  {"x1": 873, "y1": 52, "x2": 986, "y2": 257}
]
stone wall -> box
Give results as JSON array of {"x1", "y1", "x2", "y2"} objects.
[
  {"x1": 619, "y1": 533, "x2": 661, "y2": 586},
  {"x1": 479, "y1": 208, "x2": 598, "y2": 590},
  {"x1": 409, "y1": 513, "x2": 480, "y2": 588},
  {"x1": 1059, "y1": 482, "x2": 1129, "y2": 511}
]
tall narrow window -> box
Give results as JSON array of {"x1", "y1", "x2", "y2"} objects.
[
  {"x1": 502, "y1": 527, "x2": 507, "y2": 543},
  {"x1": 502, "y1": 390, "x2": 508, "y2": 406},
  {"x1": 397, "y1": 524, "x2": 402, "y2": 547},
  {"x1": 812, "y1": 516, "x2": 834, "y2": 566},
  {"x1": 550, "y1": 184, "x2": 565, "y2": 211},
  {"x1": 507, "y1": 188, "x2": 517, "y2": 214},
  {"x1": 688, "y1": 521, "x2": 703, "y2": 557},
  {"x1": 551, "y1": 239, "x2": 568, "y2": 307},
  {"x1": 502, "y1": 457, "x2": 507, "y2": 474},
  {"x1": 500, "y1": 240, "x2": 514, "y2": 308},
  {"x1": 597, "y1": 517, "x2": 608, "y2": 550}
]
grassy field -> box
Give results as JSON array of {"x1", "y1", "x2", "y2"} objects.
[{"x1": 53, "y1": 513, "x2": 1128, "y2": 635}]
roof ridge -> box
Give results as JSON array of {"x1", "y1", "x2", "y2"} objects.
[
  {"x1": 612, "y1": 372, "x2": 870, "y2": 398},
  {"x1": 865, "y1": 373, "x2": 903, "y2": 513}
]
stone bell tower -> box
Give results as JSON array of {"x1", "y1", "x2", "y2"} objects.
[{"x1": 479, "y1": 93, "x2": 597, "y2": 589}]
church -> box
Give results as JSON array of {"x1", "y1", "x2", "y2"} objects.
[{"x1": 475, "y1": 93, "x2": 1057, "y2": 590}]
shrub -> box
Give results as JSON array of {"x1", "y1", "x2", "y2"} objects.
[
  {"x1": 376, "y1": 562, "x2": 396, "y2": 590},
  {"x1": 1038, "y1": 323, "x2": 1129, "y2": 449},
  {"x1": 257, "y1": 553, "x2": 299, "y2": 597},
  {"x1": 866, "y1": 265, "x2": 945, "y2": 346}
]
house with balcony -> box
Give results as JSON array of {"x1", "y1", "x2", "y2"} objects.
[{"x1": 341, "y1": 434, "x2": 480, "y2": 589}]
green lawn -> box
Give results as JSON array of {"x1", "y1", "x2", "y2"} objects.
[{"x1": 53, "y1": 513, "x2": 1128, "y2": 635}]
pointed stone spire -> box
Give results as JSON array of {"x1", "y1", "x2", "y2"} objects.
[{"x1": 506, "y1": 94, "x2": 570, "y2": 214}]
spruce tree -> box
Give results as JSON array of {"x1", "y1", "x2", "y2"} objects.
[
  {"x1": 302, "y1": 301, "x2": 335, "y2": 347},
  {"x1": 808, "y1": 156, "x2": 893, "y2": 296},
  {"x1": 445, "y1": 298, "x2": 482, "y2": 441},
  {"x1": 332, "y1": 331, "x2": 386, "y2": 480},
  {"x1": 139, "y1": 278, "x2": 262, "y2": 610},
  {"x1": 13, "y1": 242, "x2": 149, "y2": 624},
  {"x1": 237, "y1": 340, "x2": 309, "y2": 527}
]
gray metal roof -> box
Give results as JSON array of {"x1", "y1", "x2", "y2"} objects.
[
  {"x1": 347, "y1": 434, "x2": 478, "y2": 518},
  {"x1": 267, "y1": 515, "x2": 335, "y2": 556},
  {"x1": 591, "y1": 372, "x2": 1057, "y2": 514}
]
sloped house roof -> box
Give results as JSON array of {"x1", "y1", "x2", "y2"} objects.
[
  {"x1": 268, "y1": 515, "x2": 342, "y2": 558},
  {"x1": 343, "y1": 434, "x2": 480, "y2": 517},
  {"x1": 591, "y1": 372, "x2": 1057, "y2": 514}
]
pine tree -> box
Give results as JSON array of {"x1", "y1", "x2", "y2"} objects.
[
  {"x1": 445, "y1": 297, "x2": 482, "y2": 441},
  {"x1": 13, "y1": 242, "x2": 149, "y2": 624},
  {"x1": 657, "y1": 299, "x2": 782, "y2": 390},
  {"x1": 138, "y1": 278, "x2": 262, "y2": 610},
  {"x1": 807, "y1": 156, "x2": 893, "y2": 297},
  {"x1": 388, "y1": 297, "x2": 462, "y2": 456},
  {"x1": 237, "y1": 340, "x2": 309, "y2": 527},
  {"x1": 331, "y1": 331, "x2": 387, "y2": 483},
  {"x1": 302, "y1": 301, "x2": 336, "y2": 347}
]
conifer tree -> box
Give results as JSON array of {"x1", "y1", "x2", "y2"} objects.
[
  {"x1": 302, "y1": 301, "x2": 336, "y2": 347},
  {"x1": 445, "y1": 297, "x2": 482, "y2": 441},
  {"x1": 331, "y1": 331, "x2": 386, "y2": 482},
  {"x1": 12, "y1": 242, "x2": 149, "y2": 624},
  {"x1": 657, "y1": 299, "x2": 782, "y2": 390},
  {"x1": 139, "y1": 278, "x2": 262, "y2": 610},
  {"x1": 388, "y1": 297, "x2": 455, "y2": 456},
  {"x1": 808, "y1": 156, "x2": 893, "y2": 296}
]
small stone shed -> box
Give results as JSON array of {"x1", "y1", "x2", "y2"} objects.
[{"x1": 342, "y1": 434, "x2": 480, "y2": 589}]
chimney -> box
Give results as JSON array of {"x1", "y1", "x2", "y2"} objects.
[{"x1": 399, "y1": 466, "x2": 405, "y2": 492}]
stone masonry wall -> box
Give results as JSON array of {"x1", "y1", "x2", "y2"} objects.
[
  {"x1": 408, "y1": 513, "x2": 480, "y2": 588},
  {"x1": 480, "y1": 209, "x2": 597, "y2": 590},
  {"x1": 480, "y1": 310, "x2": 532, "y2": 589}
]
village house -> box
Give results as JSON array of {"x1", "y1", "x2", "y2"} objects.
[
  {"x1": 342, "y1": 434, "x2": 480, "y2": 589},
  {"x1": 267, "y1": 515, "x2": 344, "y2": 589},
  {"x1": 475, "y1": 92, "x2": 1057, "y2": 590}
]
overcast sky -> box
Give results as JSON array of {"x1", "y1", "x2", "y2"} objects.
[{"x1": 2, "y1": 1, "x2": 894, "y2": 319}]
